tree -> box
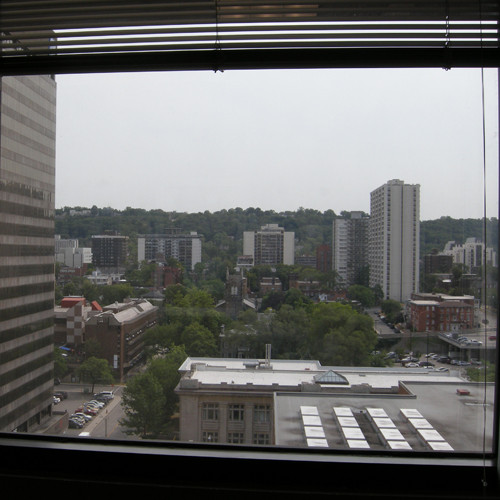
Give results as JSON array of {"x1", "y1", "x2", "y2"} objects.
[
  {"x1": 148, "y1": 345, "x2": 188, "y2": 419},
  {"x1": 53, "y1": 347, "x2": 68, "y2": 380},
  {"x1": 120, "y1": 371, "x2": 166, "y2": 438},
  {"x1": 77, "y1": 356, "x2": 114, "y2": 393},
  {"x1": 120, "y1": 345, "x2": 188, "y2": 438},
  {"x1": 347, "y1": 285, "x2": 375, "y2": 308},
  {"x1": 180, "y1": 322, "x2": 218, "y2": 356},
  {"x1": 381, "y1": 299, "x2": 403, "y2": 324}
]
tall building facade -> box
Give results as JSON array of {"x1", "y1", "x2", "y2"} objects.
[
  {"x1": 0, "y1": 74, "x2": 57, "y2": 432},
  {"x1": 332, "y1": 212, "x2": 369, "y2": 287},
  {"x1": 369, "y1": 180, "x2": 420, "y2": 302},
  {"x1": 137, "y1": 229, "x2": 202, "y2": 271},
  {"x1": 243, "y1": 224, "x2": 294, "y2": 266},
  {"x1": 316, "y1": 244, "x2": 332, "y2": 273},
  {"x1": 91, "y1": 234, "x2": 128, "y2": 271}
]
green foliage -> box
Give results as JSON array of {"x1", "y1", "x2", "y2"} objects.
[
  {"x1": 120, "y1": 371, "x2": 166, "y2": 438},
  {"x1": 309, "y1": 303, "x2": 377, "y2": 366},
  {"x1": 53, "y1": 347, "x2": 68, "y2": 380},
  {"x1": 347, "y1": 285, "x2": 376, "y2": 308},
  {"x1": 381, "y1": 300, "x2": 403, "y2": 324},
  {"x1": 180, "y1": 322, "x2": 218, "y2": 357},
  {"x1": 120, "y1": 345, "x2": 188, "y2": 438},
  {"x1": 466, "y1": 362, "x2": 496, "y2": 383},
  {"x1": 77, "y1": 356, "x2": 114, "y2": 392}
]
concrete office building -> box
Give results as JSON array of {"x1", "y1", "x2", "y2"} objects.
[
  {"x1": 0, "y1": 72, "x2": 57, "y2": 432},
  {"x1": 176, "y1": 356, "x2": 492, "y2": 451},
  {"x1": 369, "y1": 180, "x2": 420, "y2": 302},
  {"x1": 91, "y1": 234, "x2": 128, "y2": 271},
  {"x1": 54, "y1": 235, "x2": 92, "y2": 269},
  {"x1": 85, "y1": 299, "x2": 159, "y2": 382},
  {"x1": 332, "y1": 212, "x2": 369, "y2": 287},
  {"x1": 137, "y1": 229, "x2": 202, "y2": 271},
  {"x1": 243, "y1": 224, "x2": 294, "y2": 266}
]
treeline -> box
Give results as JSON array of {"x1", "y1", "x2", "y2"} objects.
[
  {"x1": 56, "y1": 207, "x2": 498, "y2": 264},
  {"x1": 420, "y1": 216, "x2": 498, "y2": 255}
]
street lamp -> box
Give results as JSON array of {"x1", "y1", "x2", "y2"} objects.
[{"x1": 426, "y1": 330, "x2": 429, "y2": 360}]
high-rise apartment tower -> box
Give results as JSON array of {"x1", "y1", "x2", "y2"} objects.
[
  {"x1": 369, "y1": 179, "x2": 420, "y2": 302},
  {"x1": 332, "y1": 212, "x2": 370, "y2": 287},
  {"x1": 243, "y1": 224, "x2": 294, "y2": 266},
  {"x1": 137, "y1": 229, "x2": 202, "y2": 271}
]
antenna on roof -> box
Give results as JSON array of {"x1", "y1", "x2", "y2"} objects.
[{"x1": 265, "y1": 344, "x2": 271, "y2": 368}]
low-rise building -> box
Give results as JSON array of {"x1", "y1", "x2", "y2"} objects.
[
  {"x1": 407, "y1": 293, "x2": 476, "y2": 332},
  {"x1": 175, "y1": 355, "x2": 493, "y2": 452},
  {"x1": 54, "y1": 297, "x2": 102, "y2": 347},
  {"x1": 85, "y1": 299, "x2": 159, "y2": 382}
]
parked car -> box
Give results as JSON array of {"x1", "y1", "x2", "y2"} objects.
[
  {"x1": 437, "y1": 356, "x2": 451, "y2": 363},
  {"x1": 53, "y1": 396, "x2": 61, "y2": 404},
  {"x1": 70, "y1": 415, "x2": 86, "y2": 425},
  {"x1": 68, "y1": 419, "x2": 84, "y2": 429},
  {"x1": 405, "y1": 362, "x2": 420, "y2": 368},
  {"x1": 84, "y1": 404, "x2": 100, "y2": 412},
  {"x1": 73, "y1": 412, "x2": 92, "y2": 422},
  {"x1": 401, "y1": 356, "x2": 418, "y2": 363},
  {"x1": 54, "y1": 391, "x2": 68, "y2": 400},
  {"x1": 88, "y1": 400, "x2": 105, "y2": 408},
  {"x1": 419, "y1": 361, "x2": 434, "y2": 367},
  {"x1": 94, "y1": 391, "x2": 114, "y2": 401},
  {"x1": 76, "y1": 406, "x2": 98, "y2": 416},
  {"x1": 436, "y1": 367, "x2": 449, "y2": 372}
]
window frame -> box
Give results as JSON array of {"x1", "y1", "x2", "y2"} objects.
[{"x1": 0, "y1": 4, "x2": 499, "y2": 497}]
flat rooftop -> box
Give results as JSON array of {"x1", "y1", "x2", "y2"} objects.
[
  {"x1": 179, "y1": 357, "x2": 464, "y2": 389},
  {"x1": 274, "y1": 382, "x2": 494, "y2": 452}
]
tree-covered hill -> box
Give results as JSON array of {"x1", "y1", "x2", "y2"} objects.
[
  {"x1": 55, "y1": 206, "x2": 498, "y2": 263},
  {"x1": 420, "y1": 216, "x2": 498, "y2": 255}
]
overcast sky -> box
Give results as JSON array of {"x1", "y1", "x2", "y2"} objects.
[{"x1": 55, "y1": 67, "x2": 498, "y2": 221}]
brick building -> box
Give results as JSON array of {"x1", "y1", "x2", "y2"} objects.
[
  {"x1": 407, "y1": 293, "x2": 475, "y2": 332},
  {"x1": 85, "y1": 299, "x2": 159, "y2": 382}
]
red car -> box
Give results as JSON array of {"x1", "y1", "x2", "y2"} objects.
[{"x1": 75, "y1": 407, "x2": 97, "y2": 416}]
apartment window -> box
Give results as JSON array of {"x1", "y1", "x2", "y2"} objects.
[
  {"x1": 201, "y1": 403, "x2": 219, "y2": 421},
  {"x1": 227, "y1": 432, "x2": 245, "y2": 444},
  {"x1": 253, "y1": 405, "x2": 271, "y2": 424},
  {"x1": 202, "y1": 431, "x2": 218, "y2": 443},
  {"x1": 228, "y1": 404, "x2": 245, "y2": 422},
  {"x1": 253, "y1": 433, "x2": 270, "y2": 445}
]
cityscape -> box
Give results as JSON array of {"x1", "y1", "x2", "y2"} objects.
[{"x1": 0, "y1": 72, "x2": 497, "y2": 454}]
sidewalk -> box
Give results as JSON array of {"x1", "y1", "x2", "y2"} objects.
[{"x1": 84, "y1": 388, "x2": 122, "y2": 434}]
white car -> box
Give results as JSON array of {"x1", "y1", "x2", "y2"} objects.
[
  {"x1": 405, "y1": 362, "x2": 420, "y2": 368},
  {"x1": 74, "y1": 412, "x2": 92, "y2": 422},
  {"x1": 88, "y1": 400, "x2": 105, "y2": 408}
]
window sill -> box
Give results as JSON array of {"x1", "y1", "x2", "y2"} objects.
[{"x1": 0, "y1": 433, "x2": 498, "y2": 498}]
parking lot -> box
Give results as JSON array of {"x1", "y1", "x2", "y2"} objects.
[{"x1": 52, "y1": 384, "x2": 123, "y2": 436}]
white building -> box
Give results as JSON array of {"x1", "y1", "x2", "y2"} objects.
[
  {"x1": 55, "y1": 239, "x2": 92, "y2": 268},
  {"x1": 137, "y1": 230, "x2": 202, "y2": 271},
  {"x1": 369, "y1": 179, "x2": 420, "y2": 302},
  {"x1": 442, "y1": 238, "x2": 497, "y2": 271},
  {"x1": 243, "y1": 224, "x2": 295, "y2": 266}
]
